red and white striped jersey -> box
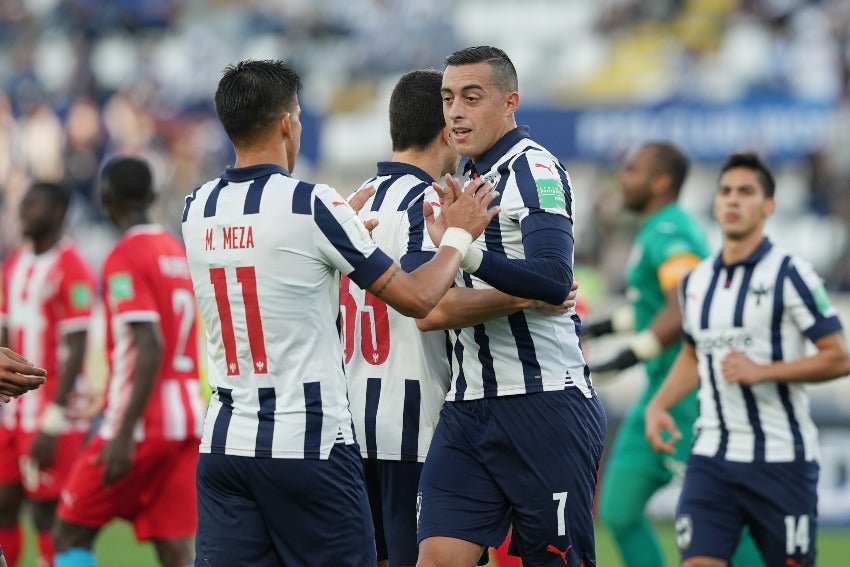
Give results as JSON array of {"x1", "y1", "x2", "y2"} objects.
[
  {"x1": 0, "y1": 237, "x2": 95, "y2": 432},
  {"x1": 98, "y1": 225, "x2": 205, "y2": 442}
]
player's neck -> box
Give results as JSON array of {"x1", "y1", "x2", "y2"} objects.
[
  {"x1": 639, "y1": 196, "x2": 675, "y2": 220},
  {"x1": 234, "y1": 144, "x2": 291, "y2": 172},
  {"x1": 721, "y1": 231, "x2": 765, "y2": 265},
  {"x1": 116, "y1": 210, "x2": 152, "y2": 234},
  {"x1": 32, "y1": 231, "x2": 62, "y2": 254},
  {"x1": 391, "y1": 150, "x2": 443, "y2": 182}
]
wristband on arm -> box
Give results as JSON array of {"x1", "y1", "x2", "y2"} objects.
[{"x1": 40, "y1": 403, "x2": 66, "y2": 435}]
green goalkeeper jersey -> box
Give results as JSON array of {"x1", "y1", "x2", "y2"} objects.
[{"x1": 625, "y1": 203, "x2": 710, "y2": 399}]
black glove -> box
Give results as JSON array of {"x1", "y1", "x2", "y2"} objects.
[
  {"x1": 582, "y1": 318, "x2": 614, "y2": 339},
  {"x1": 591, "y1": 348, "x2": 640, "y2": 374}
]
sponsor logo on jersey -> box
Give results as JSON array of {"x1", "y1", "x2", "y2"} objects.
[{"x1": 695, "y1": 330, "x2": 753, "y2": 355}]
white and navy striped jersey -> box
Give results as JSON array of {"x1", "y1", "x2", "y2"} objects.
[
  {"x1": 182, "y1": 164, "x2": 393, "y2": 460},
  {"x1": 344, "y1": 162, "x2": 451, "y2": 462},
  {"x1": 451, "y1": 127, "x2": 591, "y2": 400},
  {"x1": 681, "y1": 238, "x2": 843, "y2": 463}
]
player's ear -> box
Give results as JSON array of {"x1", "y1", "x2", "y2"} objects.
[
  {"x1": 504, "y1": 91, "x2": 519, "y2": 116},
  {"x1": 279, "y1": 112, "x2": 291, "y2": 139},
  {"x1": 763, "y1": 196, "x2": 776, "y2": 217}
]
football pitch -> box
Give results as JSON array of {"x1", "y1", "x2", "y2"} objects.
[{"x1": 19, "y1": 520, "x2": 850, "y2": 565}]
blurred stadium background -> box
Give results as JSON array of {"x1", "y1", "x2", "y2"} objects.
[{"x1": 2, "y1": 0, "x2": 850, "y2": 565}]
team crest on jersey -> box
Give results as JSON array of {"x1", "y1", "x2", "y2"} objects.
[
  {"x1": 108, "y1": 272, "x2": 134, "y2": 301},
  {"x1": 70, "y1": 282, "x2": 92, "y2": 309},
  {"x1": 675, "y1": 514, "x2": 693, "y2": 550},
  {"x1": 749, "y1": 282, "x2": 771, "y2": 305}
]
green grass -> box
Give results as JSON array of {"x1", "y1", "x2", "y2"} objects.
[{"x1": 17, "y1": 520, "x2": 850, "y2": 566}]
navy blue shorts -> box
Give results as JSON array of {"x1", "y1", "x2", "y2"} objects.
[
  {"x1": 417, "y1": 388, "x2": 606, "y2": 566},
  {"x1": 677, "y1": 454, "x2": 819, "y2": 565},
  {"x1": 364, "y1": 459, "x2": 423, "y2": 567},
  {"x1": 195, "y1": 443, "x2": 376, "y2": 567}
]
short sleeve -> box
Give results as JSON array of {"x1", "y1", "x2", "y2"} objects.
[
  {"x1": 104, "y1": 251, "x2": 159, "y2": 323},
  {"x1": 784, "y1": 257, "x2": 842, "y2": 342},
  {"x1": 56, "y1": 251, "x2": 97, "y2": 334}
]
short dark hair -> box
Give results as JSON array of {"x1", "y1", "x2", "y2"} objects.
[
  {"x1": 389, "y1": 69, "x2": 445, "y2": 152},
  {"x1": 719, "y1": 152, "x2": 776, "y2": 198},
  {"x1": 445, "y1": 46, "x2": 518, "y2": 93},
  {"x1": 100, "y1": 155, "x2": 154, "y2": 202},
  {"x1": 28, "y1": 181, "x2": 71, "y2": 210},
  {"x1": 644, "y1": 142, "x2": 690, "y2": 197},
  {"x1": 215, "y1": 60, "x2": 302, "y2": 147}
]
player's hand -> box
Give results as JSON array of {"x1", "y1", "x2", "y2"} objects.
[
  {"x1": 591, "y1": 348, "x2": 640, "y2": 374},
  {"x1": 645, "y1": 402, "x2": 681, "y2": 454},
  {"x1": 0, "y1": 347, "x2": 47, "y2": 403},
  {"x1": 427, "y1": 174, "x2": 499, "y2": 245},
  {"x1": 533, "y1": 280, "x2": 579, "y2": 315},
  {"x1": 721, "y1": 350, "x2": 764, "y2": 385},
  {"x1": 99, "y1": 436, "x2": 135, "y2": 485},
  {"x1": 582, "y1": 319, "x2": 614, "y2": 339},
  {"x1": 347, "y1": 185, "x2": 375, "y2": 213},
  {"x1": 29, "y1": 431, "x2": 59, "y2": 469}
]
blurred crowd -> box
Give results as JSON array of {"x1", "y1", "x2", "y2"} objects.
[{"x1": 1, "y1": 0, "x2": 849, "y2": 292}]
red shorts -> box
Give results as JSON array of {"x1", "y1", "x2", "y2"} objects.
[
  {"x1": 0, "y1": 426, "x2": 87, "y2": 501},
  {"x1": 57, "y1": 436, "x2": 199, "y2": 541}
]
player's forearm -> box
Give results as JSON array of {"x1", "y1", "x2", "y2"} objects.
[
  {"x1": 116, "y1": 324, "x2": 161, "y2": 440},
  {"x1": 52, "y1": 331, "x2": 87, "y2": 407},
  {"x1": 416, "y1": 287, "x2": 532, "y2": 331},
  {"x1": 649, "y1": 288, "x2": 685, "y2": 349},
  {"x1": 758, "y1": 334, "x2": 850, "y2": 384},
  {"x1": 649, "y1": 344, "x2": 700, "y2": 411}
]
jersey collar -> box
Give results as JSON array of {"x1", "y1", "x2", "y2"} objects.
[
  {"x1": 463, "y1": 125, "x2": 530, "y2": 178},
  {"x1": 222, "y1": 164, "x2": 291, "y2": 183},
  {"x1": 713, "y1": 237, "x2": 773, "y2": 269},
  {"x1": 376, "y1": 161, "x2": 435, "y2": 183}
]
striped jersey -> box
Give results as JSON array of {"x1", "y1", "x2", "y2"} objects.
[
  {"x1": 451, "y1": 127, "x2": 591, "y2": 400},
  {"x1": 681, "y1": 238, "x2": 843, "y2": 463},
  {"x1": 182, "y1": 164, "x2": 393, "y2": 460},
  {"x1": 344, "y1": 162, "x2": 451, "y2": 462},
  {"x1": 99, "y1": 225, "x2": 205, "y2": 442},
  {"x1": 0, "y1": 237, "x2": 95, "y2": 433}
]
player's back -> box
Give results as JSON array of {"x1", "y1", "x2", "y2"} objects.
[
  {"x1": 344, "y1": 163, "x2": 451, "y2": 462},
  {"x1": 100, "y1": 225, "x2": 203, "y2": 441},
  {"x1": 182, "y1": 165, "x2": 381, "y2": 460}
]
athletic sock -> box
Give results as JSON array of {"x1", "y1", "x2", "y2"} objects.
[
  {"x1": 54, "y1": 547, "x2": 95, "y2": 567},
  {"x1": 0, "y1": 525, "x2": 22, "y2": 566}
]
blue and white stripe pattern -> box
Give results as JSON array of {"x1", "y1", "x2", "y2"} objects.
[
  {"x1": 450, "y1": 128, "x2": 591, "y2": 401},
  {"x1": 681, "y1": 238, "x2": 842, "y2": 463},
  {"x1": 183, "y1": 164, "x2": 393, "y2": 460}
]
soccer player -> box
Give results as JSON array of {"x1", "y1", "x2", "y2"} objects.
[
  {"x1": 587, "y1": 143, "x2": 760, "y2": 567},
  {"x1": 645, "y1": 152, "x2": 850, "y2": 567},
  {"x1": 345, "y1": 69, "x2": 566, "y2": 567},
  {"x1": 54, "y1": 156, "x2": 204, "y2": 567},
  {"x1": 182, "y1": 59, "x2": 499, "y2": 567},
  {"x1": 0, "y1": 181, "x2": 96, "y2": 567},
  {"x1": 414, "y1": 46, "x2": 606, "y2": 567}
]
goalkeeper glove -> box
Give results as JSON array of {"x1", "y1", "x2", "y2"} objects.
[{"x1": 591, "y1": 330, "x2": 663, "y2": 373}]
